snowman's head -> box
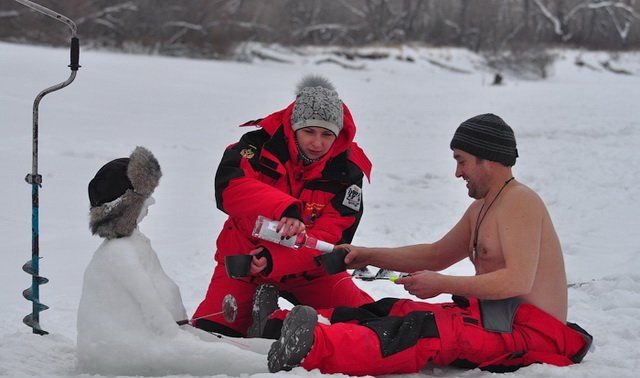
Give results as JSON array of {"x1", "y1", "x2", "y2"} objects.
[
  {"x1": 136, "y1": 196, "x2": 156, "y2": 224},
  {"x1": 88, "y1": 146, "x2": 161, "y2": 239}
]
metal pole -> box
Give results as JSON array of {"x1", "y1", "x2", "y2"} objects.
[{"x1": 15, "y1": 0, "x2": 80, "y2": 335}]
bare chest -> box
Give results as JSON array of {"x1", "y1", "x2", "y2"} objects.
[{"x1": 469, "y1": 213, "x2": 504, "y2": 272}]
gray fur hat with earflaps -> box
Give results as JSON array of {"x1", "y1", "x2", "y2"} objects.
[{"x1": 88, "y1": 146, "x2": 161, "y2": 239}]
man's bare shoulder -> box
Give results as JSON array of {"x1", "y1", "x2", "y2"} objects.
[
  {"x1": 461, "y1": 198, "x2": 483, "y2": 222},
  {"x1": 465, "y1": 197, "x2": 484, "y2": 212},
  {"x1": 503, "y1": 182, "x2": 546, "y2": 214}
]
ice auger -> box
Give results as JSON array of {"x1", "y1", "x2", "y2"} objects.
[{"x1": 15, "y1": 0, "x2": 80, "y2": 335}]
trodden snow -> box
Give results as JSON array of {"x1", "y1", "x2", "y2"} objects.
[{"x1": 1, "y1": 41, "x2": 639, "y2": 377}]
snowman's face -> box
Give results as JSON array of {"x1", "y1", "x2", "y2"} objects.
[{"x1": 137, "y1": 196, "x2": 156, "y2": 224}]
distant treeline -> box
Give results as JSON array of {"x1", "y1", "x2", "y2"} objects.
[{"x1": 1, "y1": 0, "x2": 639, "y2": 58}]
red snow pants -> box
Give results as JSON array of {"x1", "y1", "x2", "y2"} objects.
[
  {"x1": 192, "y1": 264, "x2": 373, "y2": 336},
  {"x1": 288, "y1": 297, "x2": 591, "y2": 376}
]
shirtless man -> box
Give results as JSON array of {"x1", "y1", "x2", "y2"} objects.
[
  {"x1": 265, "y1": 113, "x2": 591, "y2": 375},
  {"x1": 347, "y1": 132, "x2": 567, "y2": 321}
]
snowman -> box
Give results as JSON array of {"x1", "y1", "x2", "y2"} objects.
[{"x1": 77, "y1": 146, "x2": 270, "y2": 376}]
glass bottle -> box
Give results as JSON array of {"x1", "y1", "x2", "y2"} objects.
[{"x1": 252, "y1": 215, "x2": 334, "y2": 253}]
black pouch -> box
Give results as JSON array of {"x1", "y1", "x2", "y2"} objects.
[{"x1": 478, "y1": 297, "x2": 521, "y2": 333}]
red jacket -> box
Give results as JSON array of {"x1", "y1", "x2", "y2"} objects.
[{"x1": 213, "y1": 101, "x2": 371, "y2": 280}]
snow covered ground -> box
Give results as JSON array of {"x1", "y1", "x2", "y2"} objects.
[{"x1": 1, "y1": 42, "x2": 639, "y2": 377}]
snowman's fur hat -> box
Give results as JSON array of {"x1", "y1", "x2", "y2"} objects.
[{"x1": 88, "y1": 146, "x2": 161, "y2": 239}]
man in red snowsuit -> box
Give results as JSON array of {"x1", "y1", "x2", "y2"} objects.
[
  {"x1": 266, "y1": 296, "x2": 591, "y2": 375},
  {"x1": 192, "y1": 76, "x2": 373, "y2": 336},
  {"x1": 265, "y1": 114, "x2": 592, "y2": 375}
]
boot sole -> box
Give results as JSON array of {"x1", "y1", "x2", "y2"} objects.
[{"x1": 267, "y1": 305, "x2": 317, "y2": 372}]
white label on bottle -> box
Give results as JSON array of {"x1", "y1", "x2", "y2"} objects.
[
  {"x1": 279, "y1": 236, "x2": 297, "y2": 248},
  {"x1": 266, "y1": 221, "x2": 279, "y2": 233},
  {"x1": 342, "y1": 184, "x2": 362, "y2": 211},
  {"x1": 315, "y1": 240, "x2": 335, "y2": 254},
  {"x1": 256, "y1": 219, "x2": 284, "y2": 244}
]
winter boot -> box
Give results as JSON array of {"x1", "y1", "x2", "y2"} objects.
[
  {"x1": 267, "y1": 305, "x2": 317, "y2": 372},
  {"x1": 247, "y1": 284, "x2": 279, "y2": 338}
]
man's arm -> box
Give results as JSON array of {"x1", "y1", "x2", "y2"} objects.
[
  {"x1": 399, "y1": 188, "x2": 544, "y2": 300},
  {"x1": 344, "y1": 206, "x2": 473, "y2": 273}
]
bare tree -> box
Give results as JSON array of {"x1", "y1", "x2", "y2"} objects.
[
  {"x1": 2, "y1": 0, "x2": 639, "y2": 55},
  {"x1": 533, "y1": 0, "x2": 640, "y2": 45}
]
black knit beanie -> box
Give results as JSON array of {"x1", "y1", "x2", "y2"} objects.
[{"x1": 450, "y1": 113, "x2": 519, "y2": 166}]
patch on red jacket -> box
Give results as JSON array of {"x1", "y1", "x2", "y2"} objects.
[
  {"x1": 303, "y1": 202, "x2": 326, "y2": 226},
  {"x1": 343, "y1": 184, "x2": 362, "y2": 211},
  {"x1": 240, "y1": 145, "x2": 257, "y2": 159}
]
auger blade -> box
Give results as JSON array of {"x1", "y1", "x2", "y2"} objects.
[
  {"x1": 22, "y1": 287, "x2": 32, "y2": 301},
  {"x1": 22, "y1": 314, "x2": 49, "y2": 335},
  {"x1": 22, "y1": 288, "x2": 49, "y2": 310},
  {"x1": 35, "y1": 276, "x2": 49, "y2": 285},
  {"x1": 23, "y1": 258, "x2": 49, "y2": 334},
  {"x1": 22, "y1": 260, "x2": 35, "y2": 275}
]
